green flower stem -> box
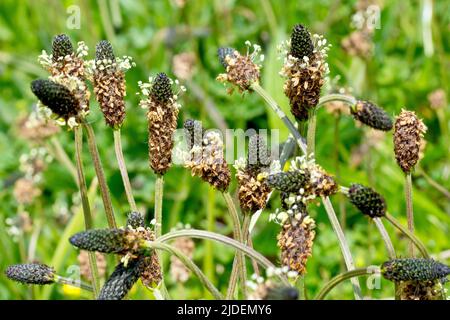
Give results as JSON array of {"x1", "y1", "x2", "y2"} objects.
[
  {"x1": 315, "y1": 267, "x2": 376, "y2": 300},
  {"x1": 317, "y1": 94, "x2": 357, "y2": 109},
  {"x1": 83, "y1": 121, "x2": 117, "y2": 229},
  {"x1": 373, "y1": 217, "x2": 396, "y2": 259},
  {"x1": 157, "y1": 229, "x2": 289, "y2": 285},
  {"x1": 384, "y1": 213, "x2": 429, "y2": 258},
  {"x1": 154, "y1": 175, "x2": 169, "y2": 299},
  {"x1": 322, "y1": 196, "x2": 363, "y2": 300},
  {"x1": 147, "y1": 242, "x2": 223, "y2": 300},
  {"x1": 306, "y1": 109, "x2": 317, "y2": 157},
  {"x1": 223, "y1": 192, "x2": 247, "y2": 299},
  {"x1": 113, "y1": 129, "x2": 137, "y2": 212},
  {"x1": 405, "y1": 173, "x2": 415, "y2": 256},
  {"x1": 417, "y1": 167, "x2": 450, "y2": 199},
  {"x1": 251, "y1": 83, "x2": 307, "y2": 154},
  {"x1": 242, "y1": 214, "x2": 259, "y2": 276},
  {"x1": 204, "y1": 186, "x2": 216, "y2": 298},
  {"x1": 74, "y1": 126, "x2": 100, "y2": 298},
  {"x1": 54, "y1": 275, "x2": 93, "y2": 292}
]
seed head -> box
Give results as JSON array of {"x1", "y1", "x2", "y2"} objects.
[
  {"x1": 217, "y1": 47, "x2": 236, "y2": 68},
  {"x1": 52, "y1": 34, "x2": 74, "y2": 62},
  {"x1": 267, "y1": 170, "x2": 310, "y2": 193},
  {"x1": 398, "y1": 280, "x2": 444, "y2": 300},
  {"x1": 31, "y1": 79, "x2": 80, "y2": 120},
  {"x1": 98, "y1": 259, "x2": 142, "y2": 300},
  {"x1": 151, "y1": 73, "x2": 173, "y2": 103},
  {"x1": 351, "y1": 100, "x2": 393, "y2": 131},
  {"x1": 381, "y1": 258, "x2": 450, "y2": 282},
  {"x1": 69, "y1": 229, "x2": 142, "y2": 255},
  {"x1": 290, "y1": 24, "x2": 314, "y2": 59},
  {"x1": 348, "y1": 183, "x2": 386, "y2": 218},
  {"x1": 5, "y1": 263, "x2": 55, "y2": 285},
  {"x1": 236, "y1": 168, "x2": 271, "y2": 214},
  {"x1": 95, "y1": 40, "x2": 116, "y2": 63},
  {"x1": 394, "y1": 110, "x2": 427, "y2": 173},
  {"x1": 126, "y1": 212, "x2": 145, "y2": 229}
]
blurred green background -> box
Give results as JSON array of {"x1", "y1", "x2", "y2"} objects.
[{"x1": 0, "y1": 0, "x2": 449, "y2": 300}]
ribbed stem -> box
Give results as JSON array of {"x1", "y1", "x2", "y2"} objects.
[
  {"x1": 223, "y1": 192, "x2": 247, "y2": 299},
  {"x1": 242, "y1": 214, "x2": 259, "y2": 276},
  {"x1": 315, "y1": 267, "x2": 375, "y2": 300},
  {"x1": 54, "y1": 275, "x2": 93, "y2": 292},
  {"x1": 154, "y1": 175, "x2": 168, "y2": 298},
  {"x1": 74, "y1": 126, "x2": 100, "y2": 298},
  {"x1": 156, "y1": 229, "x2": 289, "y2": 285},
  {"x1": 306, "y1": 109, "x2": 317, "y2": 157},
  {"x1": 322, "y1": 196, "x2": 363, "y2": 300},
  {"x1": 405, "y1": 173, "x2": 415, "y2": 256},
  {"x1": 83, "y1": 122, "x2": 116, "y2": 229},
  {"x1": 204, "y1": 186, "x2": 216, "y2": 298},
  {"x1": 373, "y1": 218, "x2": 396, "y2": 259},
  {"x1": 113, "y1": 129, "x2": 137, "y2": 211},
  {"x1": 317, "y1": 94, "x2": 357, "y2": 109},
  {"x1": 384, "y1": 213, "x2": 429, "y2": 258},
  {"x1": 148, "y1": 242, "x2": 223, "y2": 300},
  {"x1": 251, "y1": 83, "x2": 307, "y2": 154}
]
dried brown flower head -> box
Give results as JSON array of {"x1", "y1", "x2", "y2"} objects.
[
  {"x1": 17, "y1": 112, "x2": 60, "y2": 143},
  {"x1": 185, "y1": 128, "x2": 231, "y2": 192},
  {"x1": 394, "y1": 110, "x2": 427, "y2": 173},
  {"x1": 49, "y1": 34, "x2": 85, "y2": 79},
  {"x1": 172, "y1": 52, "x2": 196, "y2": 80},
  {"x1": 93, "y1": 40, "x2": 127, "y2": 128},
  {"x1": 78, "y1": 250, "x2": 107, "y2": 280},
  {"x1": 13, "y1": 178, "x2": 41, "y2": 205},
  {"x1": 170, "y1": 237, "x2": 195, "y2": 283},
  {"x1": 341, "y1": 31, "x2": 373, "y2": 58},
  {"x1": 398, "y1": 280, "x2": 444, "y2": 300},
  {"x1": 277, "y1": 216, "x2": 316, "y2": 275},
  {"x1": 217, "y1": 43, "x2": 262, "y2": 93},
  {"x1": 140, "y1": 73, "x2": 181, "y2": 175},
  {"x1": 428, "y1": 89, "x2": 446, "y2": 110}
]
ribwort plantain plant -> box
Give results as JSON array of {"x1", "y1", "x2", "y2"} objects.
[{"x1": 5, "y1": 20, "x2": 448, "y2": 302}]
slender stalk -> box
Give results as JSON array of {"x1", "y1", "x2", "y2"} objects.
[
  {"x1": 243, "y1": 214, "x2": 260, "y2": 276},
  {"x1": 317, "y1": 94, "x2": 356, "y2": 108},
  {"x1": 315, "y1": 267, "x2": 376, "y2": 300},
  {"x1": 74, "y1": 126, "x2": 100, "y2": 298},
  {"x1": 405, "y1": 173, "x2": 415, "y2": 256},
  {"x1": 384, "y1": 213, "x2": 429, "y2": 258},
  {"x1": 54, "y1": 275, "x2": 93, "y2": 292},
  {"x1": 113, "y1": 129, "x2": 137, "y2": 211},
  {"x1": 251, "y1": 83, "x2": 307, "y2": 154},
  {"x1": 48, "y1": 137, "x2": 78, "y2": 184},
  {"x1": 322, "y1": 196, "x2": 363, "y2": 300},
  {"x1": 223, "y1": 192, "x2": 247, "y2": 299},
  {"x1": 306, "y1": 109, "x2": 317, "y2": 157},
  {"x1": 417, "y1": 167, "x2": 450, "y2": 199},
  {"x1": 204, "y1": 186, "x2": 216, "y2": 298},
  {"x1": 148, "y1": 242, "x2": 223, "y2": 300},
  {"x1": 373, "y1": 218, "x2": 396, "y2": 259},
  {"x1": 154, "y1": 175, "x2": 168, "y2": 298},
  {"x1": 83, "y1": 122, "x2": 116, "y2": 229},
  {"x1": 157, "y1": 229, "x2": 289, "y2": 285}
]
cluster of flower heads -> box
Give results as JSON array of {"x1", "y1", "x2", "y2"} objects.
[
  {"x1": 69, "y1": 212, "x2": 161, "y2": 300},
  {"x1": 247, "y1": 267, "x2": 298, "y2": 300},
  {"x1": 278, "y1": 24, "x2": 331, "y2": 121},
  {"x1": 182, "y1": 120, "x2": 231, "y2": 192},
  {"x1": 216, "y1": 41, "x2": 264, "y2": 93},
  {"x1": 138, "y1": 73, "x2": 185, "y2": 175}
]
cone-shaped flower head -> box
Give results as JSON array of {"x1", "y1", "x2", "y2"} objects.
[
  {"x1": 184, "y1": 125, "x2": 231, "y2": 192},
  {"x1": 69, "y1": 229, "x2": 142, "y2": 255},
  {"x1": 394, "y1": 110, "x2": 427, "y2": 173},
  {"x1": 290, "y1": 24, "x2": 314, "y2": 60},
  {"x1": 98, "y1": 259, "x2": 142, "y2": 300},
  {"x1": 52, "y1": 34, "x2": 74, "y2": 62},
  {"x1": 348, "y1": 183, "x2": 386, "y2": 218},
  {"x1": 5, "y1": 263, "x2": 55, "y2": 285},
  {"x1": 31, "y1": 79, "x2": 81, "y2": 120},
  {"x1": 126, "y1": 211, "x2": 145, "y2": 229},
  {"x1": 281, "y1": 24, "x2": 330, "y2": 121},
  {"x1": 139, "y1": 73, "x2": 181, "y2": 175},
  {"x1": 93, "y1": 40, "x2": 126, "y2": 128},
  {"x1": 350, "y1": 100, "x2": 393, "y2": 131},
  {"x1": 381, "y1": 258, "x2": 450, "y2": 282},
  {"x1": 267, "y1": 170, "x2": 310, "y2": 193},
  {"x1": 216, "y1": 42, "x2": 262, "y2": 93}
]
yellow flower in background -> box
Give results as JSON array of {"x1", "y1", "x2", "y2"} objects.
[{"x1": 62, "y1": 284, "x2": 81, "y2": 298}]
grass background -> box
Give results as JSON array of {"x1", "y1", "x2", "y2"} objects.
[{"x1": 0, "y1": 0, "x2": 449, "y2": 299}]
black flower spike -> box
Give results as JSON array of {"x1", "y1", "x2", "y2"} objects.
[
  {"x1": 348, "y1": 183, "x2": 386, "y2": 218},
  {"x1": 351, "y1": 100, "x2": 393, "y2": 131},
  {"x1": 267, "y1": 170, "x2": 310, "y2": 193},
  {"x1": 150, "y1": 73, "x2": 172, "y2": 103},
  {"x1": 31, "y1": 79, "x2": 79, "y2": 119},
  {"x1": 217, "y1": 47, "x2": 236, "y2": 68},
  {"x1": 69, "y1": 229, "x2": 137, "y2": 254},
  {"x1": 5, "y1": 263, "x2": 55, "y2": 285},
  {"x1": 52, "y1": 34, "x2": 74, "y2": 62},
  {"x1": 290, "y1": 24, "x2": 314, "y2": 59},
  {"x1": 98, "y1": 259, "x2": 143, "y2": 300},
  {"x1": 95, "y1": 40, "x2": 116, "y2": 62},
  {"x1": 382, "y1": 258, "x2": 450, "y2": 282},
  {"x1": 265, "y1": 285, "x2": 299, "y2": 300},
  {"x1": 126, "y1": 212, "x2": 145, "y2": 229}
]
